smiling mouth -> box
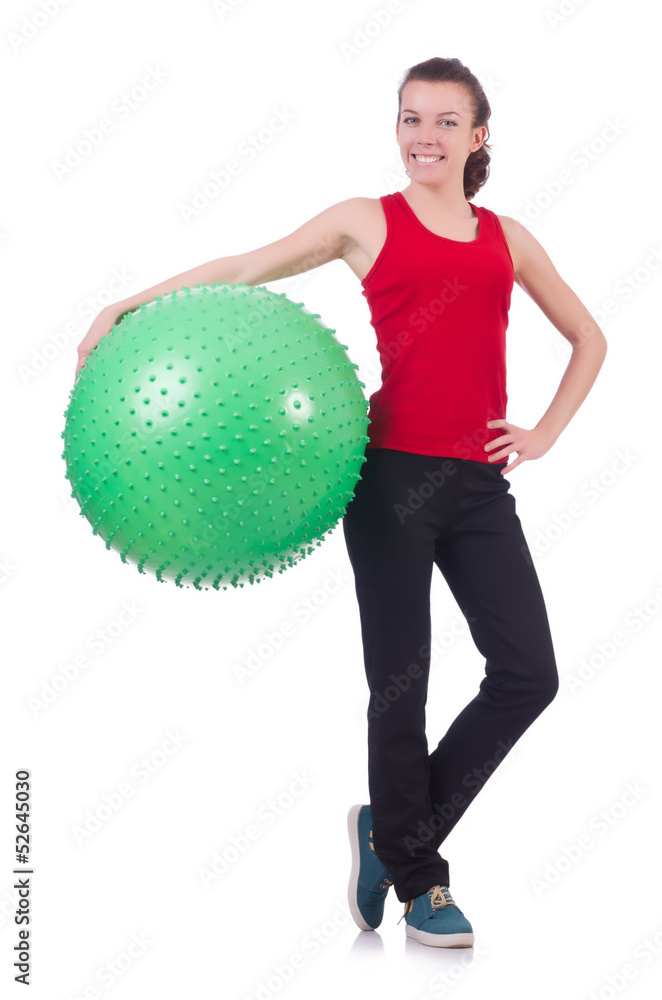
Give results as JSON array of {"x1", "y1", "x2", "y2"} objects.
[{"x1": 412, "y1": 154, "x2": 445, "y2": 163}]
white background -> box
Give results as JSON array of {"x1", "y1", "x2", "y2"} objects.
[{"x1": 2, "y1": 0, "x2": 661, "y2": 997}]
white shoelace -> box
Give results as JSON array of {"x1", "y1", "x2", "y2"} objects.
[
  {"x1": 399, "y1": 884, "x2": 455, "y2": 923},
  {"x1": 429, "y1": 885, "x2": 454, "y2": 909}
]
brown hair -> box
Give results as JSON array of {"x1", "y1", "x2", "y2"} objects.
[{"x1": 397, "y1": 57, "x2": 492, "y2": 201}]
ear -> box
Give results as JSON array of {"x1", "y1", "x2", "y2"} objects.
[{"x1": 472, "y1": 125, "x2": 487, "y2": 151}]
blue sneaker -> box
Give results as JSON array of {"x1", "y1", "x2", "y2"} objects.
[
  {"x1": 347, "y1": 804, "x2": 394, "y2": 930},
  {"x1": 399, "y1": 884, "x2": 474, "y2": 948}
]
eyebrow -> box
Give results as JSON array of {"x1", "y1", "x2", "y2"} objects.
[{"x1": 400, "y1": 109, "x2": 461, "y2": 117}]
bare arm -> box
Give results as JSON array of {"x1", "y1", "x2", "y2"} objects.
[
  {"x1": 485, "y1": 216, "x2": 608, "y2": 473},
  {"x1": 75, "y1": 198, "x2": 360, "y2": 374}
]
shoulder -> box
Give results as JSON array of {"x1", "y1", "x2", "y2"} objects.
[
  {"x1": 334, "y1": 196, "x2": 386, "y2": 222},
  {"x1": 492, "y1": 214, "x2": 549, "y2": 282},
  {"x1": 319, "y1": 195, "x2": 385, "y2": 230},
  {"x1": 324, "y1": 197, "x2": 387, "y2": 254},
  {"x1": 328, "y1": 196, "x2": 384, "y2": 215},
  {"x1": 493, "y1": 214, "x2": 576, "y2": 305},
  {"x1": 300, "y1": 196, "x2": 384, "y2": 230},
  {"x1": 494, "y1": 213, "x2": 528, "y2": 242}
]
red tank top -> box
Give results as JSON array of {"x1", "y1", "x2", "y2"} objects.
[{"x1": 361, "y1": 191, "x2": 515, "y2": 462}]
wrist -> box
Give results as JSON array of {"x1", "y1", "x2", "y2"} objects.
[
  {"x1": 534, "y1": 421, "x2": 559, "y2": 446},
  {"x1": 103, "y1": 300, "x2": 134, "y2": 325}
]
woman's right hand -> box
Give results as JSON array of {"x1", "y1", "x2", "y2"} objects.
[{"x1": 75, "y1": 306, "x2": 123, "y2": 378}]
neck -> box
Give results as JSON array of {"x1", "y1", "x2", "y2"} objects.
[{"x1": 403, "y1": 182, "x2": 471, "y2": 216}]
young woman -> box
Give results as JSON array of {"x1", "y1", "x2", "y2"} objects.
[{"x1": 76, "y1": 57, "x2": 607, "y2": 950}]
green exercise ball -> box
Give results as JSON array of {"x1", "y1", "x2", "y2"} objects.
[{"x1": 61, "y1": 282, "x2": 369, "y2": 590}]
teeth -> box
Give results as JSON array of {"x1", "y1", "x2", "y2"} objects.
[{"x1": 413, "y1": 154, "x2": 443, "y2": 163}]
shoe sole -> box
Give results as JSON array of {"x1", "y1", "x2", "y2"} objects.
[
  {"x1": 405, "y1": 924, "x2": 475, "y2": 948},
  {"x1": 347, "y1": 803, "x2": 376, "y2": 931}
]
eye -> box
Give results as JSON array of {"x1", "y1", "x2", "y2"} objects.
[{"x1": 402, "y1": 117, "x2": 457, "y2": 127}]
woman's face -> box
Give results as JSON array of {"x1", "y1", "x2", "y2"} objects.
[{"x1": 396, "y1": 80, "x2": 486, "y2": 189}]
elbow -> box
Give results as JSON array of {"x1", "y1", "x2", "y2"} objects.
[
  {"x1": 569, "y1": 328, "x2": 608, "y2": 372},
  {"x1": 594, "y1": 330, "x2": 608, "y2": 359},
  {"x1": 572, "y1": 316, "x2": 607, "y2": 354}
]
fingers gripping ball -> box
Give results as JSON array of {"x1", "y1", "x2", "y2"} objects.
[{"x1": 61, "y1": 282, "x2": 370, "y2": 591}]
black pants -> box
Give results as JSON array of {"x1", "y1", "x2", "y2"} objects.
[{"x1": 342, "y1": 447, "x2": 559, "y2": 903}]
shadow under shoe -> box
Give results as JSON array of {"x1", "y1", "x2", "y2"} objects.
[{"x1": 347, "y1": 804, "x2": 394, "y2": 930}]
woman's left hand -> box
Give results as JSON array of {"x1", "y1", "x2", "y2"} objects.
[{"x1": 484, "y1": 420, "x2": 555, "y2": 474}]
